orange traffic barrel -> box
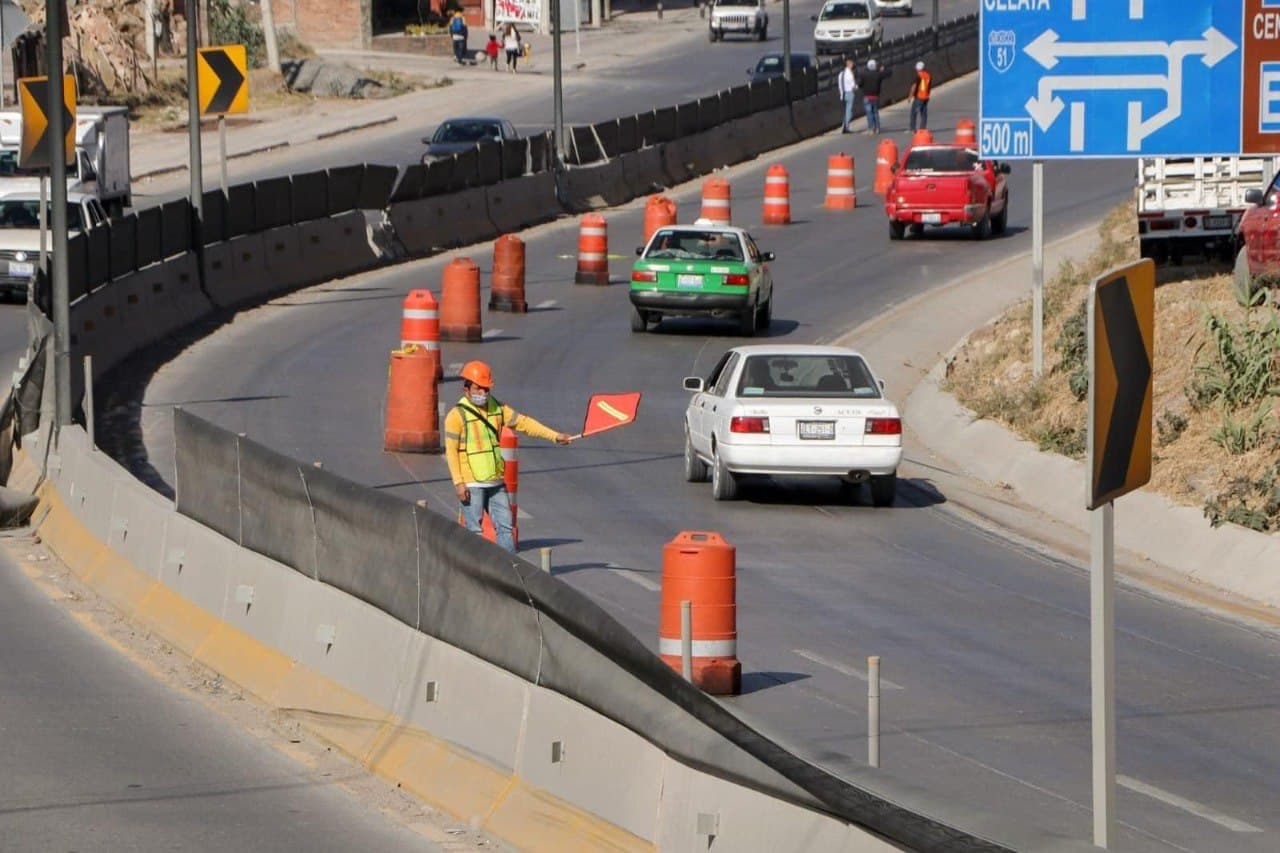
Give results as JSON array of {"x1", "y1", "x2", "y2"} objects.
[
  {"x1": 955, "y1": 119, "x2": 976, "y2": 146},
  {"x1": 659, "y1": 531, "x2": 740, "y2": 695},
  {"x1": 383, "y1": 346, "x2": 440, "y2": 453},
  {"x1": 824, "y1": 154, "x2": 856, "y2": 211},
  {"x1": 400, "y1": 289, "x2": 442, "y2": 379},
  {"x1": 644, "y1": 195, "x2": 678, "y2": 242},
  {"x1": 761, "y1": 164, "x2": 791, "y2": 225},
  {"x1": 874, "y1": 137, "x2": 898, "y2": 195},
  {"x1": 912, "y1": 128, "x2": 934, "y2": 146},
  {"x1": 700, "y1": 177, "x2": 731, "y2": 225},
  {"x1": 439, "y1": 257, "x2": 482, "y2": 341},
  {"x1": 574, "y1": 213, "x2": 610, "y2": 286},
  {"x1": 490, "y1": 234, "x2": 527, "y2": 313}
]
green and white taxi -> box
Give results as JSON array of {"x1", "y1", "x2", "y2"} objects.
[{"x1": 629, "y1": 223, "x2": 775, "y2": 335}]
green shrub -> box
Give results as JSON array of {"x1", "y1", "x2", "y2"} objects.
[
  {"x1": 1035, "y1": 424, "x2": 1086, "y2": 458},
  {"x1": 1204, "y1": 462, "x2": 1280, "y2": 531},
  {"x1": 1187, "y1": 311, "x2": 1280, "y2": 411},
  {"x1": 211, "y1": 0, "x2": 266, "y2": 69},
  {"x1": 1053, "y1": 297, "x2": 1089, "y2": 402},
  {"x1": 1155, "y1": 410, "x2": 1187, "y2": 446},
  {"x1": 1209, "y1": 404, "x2": 1274, "y2": 454}
]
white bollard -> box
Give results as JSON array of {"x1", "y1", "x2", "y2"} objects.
[
  {"x1": 83, "y1": 355, "x2": 94, "y2": 449},
  {"x1": 540, "y1": 547, "x2": 552, "y2": 574}
]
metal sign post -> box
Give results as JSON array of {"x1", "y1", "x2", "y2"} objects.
[
  {"x1": 1032, "y1": 160, "x2": 1044, "y2": 377},
  {"x1": 218, "y1": 114, "x2": 228, "y2": 193},
  {"x1": 1086, "y1": 259, "x2": 1154, "y2": 849},
  {"x1": 551, "y1": 0, "x2": 565, "y2": 168},
  {"x1": 187, "y1": 2, "x2": 203, "y2": 222},
  {"x1": 41, "y1": 6, "x2": 70, "y2": 428},
  {"x1": 782, "y1": 0, "x2": 791, "y2": 84}
]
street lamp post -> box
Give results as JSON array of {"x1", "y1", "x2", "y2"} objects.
[
  {"x1": 45, "y1": 0, "x2": 70, "y2": 426},
  {"x1": 782, "y1": 0, "x2": 791, "y2": 84},
  {"x1": 552, "y1": 0, "x2": 565, "y2": 168}
]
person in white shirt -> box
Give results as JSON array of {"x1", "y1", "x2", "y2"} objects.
[
  {"x1": 837, "y1": 59, "x2": 857, "y2": 134},
  {"x1": 502, "y1": 23, "x2": 522, "y2": 73}
]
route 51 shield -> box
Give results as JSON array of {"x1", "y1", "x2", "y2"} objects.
[{"x1": 987, "y1": 29, "x2": 1016, "y2": 75}]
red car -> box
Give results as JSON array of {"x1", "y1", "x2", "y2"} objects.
[
  {"x1": 884, "y1": 144, "x2": 1011, "y2": 240},
  {"x1": 1235, "y1": 184, "x2": 1280, "y2": 284}
]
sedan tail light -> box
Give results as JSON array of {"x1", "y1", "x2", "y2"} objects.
[
  {"x1": 723, "y1": 273, "x2": 750, "y2": 286},
  {"x1": 865, "y1": 417, "x2": 901, "y2": 435},
  {"x1": 632, "y1": 269, "x2": 657, "y2": 282},
  {"x1": 730, "y1": 416, "x2": 770, "y2": 433}
]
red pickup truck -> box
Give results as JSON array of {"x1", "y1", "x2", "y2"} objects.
[
  {"x1": 884, "y1": 144, "x2": 1011, "y2": 240},
  {"x1": 1235, "y1": 183, "x2": 1280, "y2": 293}
]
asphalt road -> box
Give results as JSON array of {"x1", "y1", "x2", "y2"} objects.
[
  {"x1": 0, "y1": 547, "x2": 442, "y2": 852},
  {"x1": 133, "y1": 73, "x2": 1280, "y2": 852}
]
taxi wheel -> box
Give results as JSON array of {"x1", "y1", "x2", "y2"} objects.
[
  {"x1": 684, "y1": 427, "x2": 709, "y2": 482},
  {"x1": 711, "y1": 450, "x2": 739, "y2": 501},
  {"x1": 737, "y1": 305, "x2": 758, "y2": 337},
  {"x1": 755, "y1": 296, "x2": 772, "y2": 331},
  {"x1": 630, "y1": 305, "x2": 649, "y2": 333},
  {"x1": 870, "y1": 474, "x2": 896, "y2": 507},
  {"x1": 889, "y1": 221, "x2": 906, "y2": 240}
]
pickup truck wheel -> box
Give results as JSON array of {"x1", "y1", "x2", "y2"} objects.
[
  {"x1": 908, "y1": 223, "x2": 924, "y2": 237},
  {"x1": 972, "y1": 210, "x2": 991, "y2": 240},
  {"x1": 870, "y1": 473, "x2": 896, "y2": 507},
  {"x1": 630, "y1": 305, "x2": 649, "y2": 333},
  {"x1": 684, "y1": 426, "x2": 709, "y2": 483},
  {"x1": 711, "y1": 450, "x2": 739, "y2": 501},
  {"x1": 889, "y1": 221, "x2": 906, "y2": 240},
  {"x1": 992, "y1": 196, "x2": 1009, "y2": 234}
]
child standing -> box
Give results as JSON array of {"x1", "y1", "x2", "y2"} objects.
[{"x1": 485, "y1": 34, "x2": 500, "y2": 70}]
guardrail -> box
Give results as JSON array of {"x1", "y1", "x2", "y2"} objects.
[{"x1": 0, "y1": 14, "x2": 1078, "y2": 853}]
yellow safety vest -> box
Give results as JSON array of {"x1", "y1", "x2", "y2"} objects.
[{"x1": 456, "y1": 397, "x2": 506, "y2": 482}]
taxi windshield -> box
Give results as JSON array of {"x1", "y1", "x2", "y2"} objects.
[
  {"x1": 737, "y1": 355, "x2": 880, "y2": 398},
  {"x1": 645, "y1": 229, "x2": 744, "y2": 261},
  {"x1": 820, "y1": 2, "x2": 869, "y2": 20}
]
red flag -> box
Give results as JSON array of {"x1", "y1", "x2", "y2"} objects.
[{"x1": 580, "y1": 392, "x2": 641, "y2": 437}]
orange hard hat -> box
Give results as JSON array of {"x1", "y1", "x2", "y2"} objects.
[{"x1": 460, "y1": 360, "x2": 494, "y2": 388}]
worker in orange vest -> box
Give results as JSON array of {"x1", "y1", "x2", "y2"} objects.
[
  {"x1": 909, "y1": 60, "x2": 932, "y2": 133},
  {"x1": 443, "y1": 360, "x2": 570, "y2": 552}
]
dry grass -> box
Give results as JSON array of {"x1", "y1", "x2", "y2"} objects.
[{"x1": 946, "y1": 204, "x2": 1280, "y2": 530}]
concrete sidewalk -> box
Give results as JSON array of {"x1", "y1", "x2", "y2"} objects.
[
  {"x1": 838, "y1": 228, "x2": 1280, "y2": 621},
  {"x1": 130, "y1": 5, "x2": 711, "y2": 182}
]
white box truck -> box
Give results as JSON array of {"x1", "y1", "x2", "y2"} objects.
[
  {"x1": 1137, "y1": 156, "x2": 1277, "y2": 264},
  {"x1": 0, "y1": 105, "x2": 132, "y2": 215}
]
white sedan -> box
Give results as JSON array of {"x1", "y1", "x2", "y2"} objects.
[{"x1": 682, "y1": 345, "x2": 903, "y2": 504}]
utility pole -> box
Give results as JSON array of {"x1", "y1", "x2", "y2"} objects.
[
  {"x1": 782, "y1": 0, "x2": 791, "y2": 84},
  {"x1": 260, "y1": 0, "x2": 280, "y2": 73},
  {"x1": 551, "y1": 0, "x2": 564, "y2": 168},
  {"x1": 187, "y1": 0, "x2": 203, "y2": 220},
  {"x1": 46, "y1": 0, "x2": 70, "y2": 427}
]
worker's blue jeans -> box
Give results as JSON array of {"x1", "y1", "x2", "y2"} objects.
[{"x1": 461, "y1": 484, "x2": 515, "y2": 552}]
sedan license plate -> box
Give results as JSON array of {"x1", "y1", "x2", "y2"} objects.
[
  {"x1": 1204, "y1": 214, "x2": 1233, "y2": 230},
  {"x1": 676, "y1": 273, "x2": 703, "y2": 289},
  {"x1": 921, "y1": 213, "x2": 943, "y2": 225},
  {"x1": 9, "y1": 262, "x2": 33, "y2": 276},
  {"x1": 798, "y1": 420, "x2": 835, "y2": 440}
]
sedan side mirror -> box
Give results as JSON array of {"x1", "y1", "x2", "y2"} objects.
[
  {"x1": 635, "y1": 246, "x2": 645, "y2": 256},
  {"x1": 810, "y1": 14, "x2": 818, "y2": 20},
  {"x1": 683, "y1": 377, "x2": 705, "y2": 392},
  {"x1": 1246, "y1": 188, "x2": 1264, "y2": 205},
  {"x1": 761, "y1": 251, "x2": 775, "y2": 262},
  {"x1": 998, "y1": 163, "x2": 1012, "y2": 175},
  {"x1": 420, "y1": 136, "x2": 433, "y2": 145},
  {"x1": 878, "y1": 378, "x2": 886, "y2": 392},
  {"x1": 747, "y1": 68, "x2": 754, "y2": 76}
]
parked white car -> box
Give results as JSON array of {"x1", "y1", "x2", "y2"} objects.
[
  {"x1": 709, "y1": 0, "x2": 768, "y2": 42},
  {"x1": 682, "y1": 345, "x2": 902, "y2": 504},
  {"x1": 812, "y1": 0, "x2": 883, "y2": 56}
]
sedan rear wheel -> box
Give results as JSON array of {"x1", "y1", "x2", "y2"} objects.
[
  {"x1": 711, "y1": 449, "x2": 739, "y2": 501},
  {"x1": 755, "y1": 296, "x2": 772, "y2": 331},
  {"x1": 630, "y1": 304, "x2": 649, "y2": 333},
  {"x1": 870, "y1": 473, "x2": 896, "y2": 507},
  {"x1": 737, "y1": 304, "x2": 758, "y2": 337},
  {"x1": 684, "y1": 427, "x2": 709, "y2": 483}
]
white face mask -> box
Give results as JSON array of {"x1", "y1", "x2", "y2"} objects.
[{"x1": 468, "y1": 390, "x2": 489, "y2": 407}]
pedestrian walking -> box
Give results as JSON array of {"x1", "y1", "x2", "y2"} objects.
[
  {"x1": 449, "y1": 10, "x2": 468, "y2": 64},
  {"x1": 909, "y1": 60, "x2": 932, "y2": 132},
  {"x1": 857, "y1": 58, "x2": 891, "y2": 134},
  {"x1": 444, "y1": 361, "x2": 571, "y2": 554},
  {"x1": 837, "y1": 58, "x2": 857, "y2": 134},
  {"x1": 485, "y1": 33, "x2": 500, "y2": 69},
  {"x1": 503, "y1": 23, "x2": 522, "y2": 73}
]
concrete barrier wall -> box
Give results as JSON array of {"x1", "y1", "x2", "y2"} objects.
[{"x1": 30, "y1": 426, "x2": 907, "y2": 853}]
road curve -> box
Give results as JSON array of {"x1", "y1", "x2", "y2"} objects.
[{"x1": 134, "y1": 74, "x2": 1280, "y2": 853}]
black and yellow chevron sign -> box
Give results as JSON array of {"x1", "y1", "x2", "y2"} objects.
[
  {"x1": 17, "y1": 75, "x2": 76, "y2": 170},
  {"x1": 1088, "y1": 259, "x2": 1154, "y2": 510},
  {"x1": 197, "y1": 44, "x2": 249, "y2": 116}
]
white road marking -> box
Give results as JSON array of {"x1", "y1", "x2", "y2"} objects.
[
  {"x1": 607, "y1": 563, "x2": 661, "y2": 591},
  {"x1": 1118, "y1": 776, "x2": 1263, "y2": 833},
  {"x1": 482, "y1": 328, "x2": 504, "y2": 339},
  {"x1": 533, "y1": 299, "x2": 557, "y2": 309},
  {"x1": 793, "y1": 648, "x2": 904, "y2": 689}
]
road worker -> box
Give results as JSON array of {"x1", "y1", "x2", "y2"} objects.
[{"x1": 444, "y1": 360, "x2": 570, "y2": 552}]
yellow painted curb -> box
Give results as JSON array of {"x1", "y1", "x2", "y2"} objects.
[{"x1": 33, "y1": 480, "x2": 654, "y2": 852}]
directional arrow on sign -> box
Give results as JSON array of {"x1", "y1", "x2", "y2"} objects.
[
  {"x1": 1025, "y1": 27, "x2": 1237, "y2": 71},
  {"x1": 1088, "y1": 259, "x2": 1154, "y2": 510},
  {"x1": 17, "y1": 75, "x2": 75, "y2": 170},
  {"x1": 197, "y1": 45, "x2": 249, "y2": 116},
  {"x1": 1025, "y1": 74, "x2": 1167, "y2": 131}
]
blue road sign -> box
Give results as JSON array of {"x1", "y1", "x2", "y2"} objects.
[{"x1": 980, "y1": 0, "x2": 1245, "y2": 158}]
